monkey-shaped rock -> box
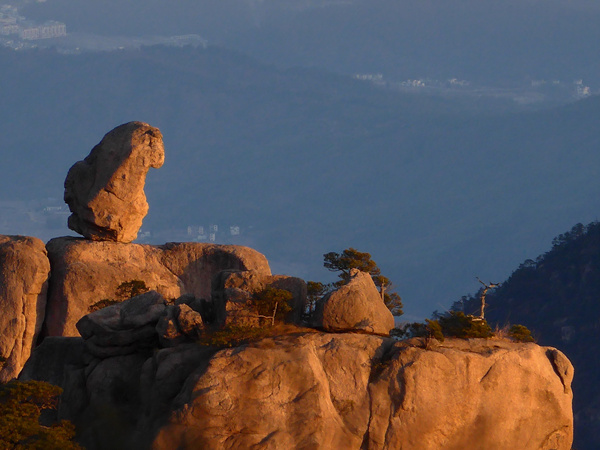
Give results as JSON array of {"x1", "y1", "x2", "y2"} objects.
[{"x1": 64, "y1": 122, "x2": 164, "y2": 243}]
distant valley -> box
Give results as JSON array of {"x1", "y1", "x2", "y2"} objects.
[{"x1": 1, "y1": 44, "x2": 600, "y2": 319}]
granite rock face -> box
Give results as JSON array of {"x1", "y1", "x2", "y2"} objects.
[
  {"x1": 0, "y1": 235, "x2": 50, "y2": 382},
  {"x1": 152, "y1": 337, "x2": 574, "y2": 450},
  {"x1": 44, "y1": 237, "x2": 271, "y2": 337},
  {"x1": 317, "y1": 269, "x2": 395, "y2": 335},
  {"x1": 64, "y1": 121, "x2": 164, "y2": 243},
  {"x1": 24, "y1": 333, "x2": 573, "y2": 450}
]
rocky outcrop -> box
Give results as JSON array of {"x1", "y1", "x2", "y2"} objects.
[
  {"x1": 21, "y1": 332, "x2": 573, "y2": 450},
  {"x1": 0, "y1": 235, "x2": 50, "y2": 382},
  {"x1": 64, "y1": 121, "x2": 165, "y2": 243},
  {"x1": 44, "y1": 237, "x2": 271, "y2": 337},
  {"x1": 151, "y1": 337, "x2": 573, "y2": 450},
  {"x1": 213, "y1": 270, "x2": 307, "y2": 326},
  {"x1": 4, "y1": 121, "x2": 575, "y2": 449},
  {"x1": 316, "y1": 269, "x2": 395, "y2": 335}
]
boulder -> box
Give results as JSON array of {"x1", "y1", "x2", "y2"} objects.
[
  {"x1": 76, "y1": 291, "x2": 167, "y2": 358},
  {"x1": 0, "y1": 235, "x2": 50, "y2": 382},
  {"x1": 156, "y1": 304, "x2": 204, "y2": 347},
  {"x1": 316, "y1": 269, "x2": 394, "y2": 335},
  {"x1": 176, "y1": 304, "x2": 204, "y2": 337},
  {"x1": 64, "y1": 121, "x2": 164, "y2": 243},
  {"x1": 156, "y1": 305, "x2": 186, "y2": 347},
  {"x1": 44, "y1": 237, "x2": 271, "y2": 337}
]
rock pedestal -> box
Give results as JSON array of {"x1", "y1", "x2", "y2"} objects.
[
  {"x1": 44, "y1": 237, "x2": 271, "y2": 337},
  {"x1": 64, "y1": 121, "x2": 165, "y2": 243}
]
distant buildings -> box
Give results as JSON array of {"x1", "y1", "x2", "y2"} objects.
[
  {"x1": 20, "y1": 21, "x2": 66, "y2": 40},
  {"x1": 0, "y1": 4, "x2": 66, "y2": 44},
  {"x1": 185, "y1": 223, "x2": 242, "y2": 242}
]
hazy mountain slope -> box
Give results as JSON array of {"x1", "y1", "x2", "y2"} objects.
[
  {"x1": 20, "y1": 0, "x2": 600, "y2": 85},
  {"x1": 456, "y1": 222, "x2": 600, "y2": 449},
  {"x1": 1, "y1": 45, "x2": 600, "y2": 319},
  {"x1": 226, "y1": 0, "x2": 600, "y2": 84}
]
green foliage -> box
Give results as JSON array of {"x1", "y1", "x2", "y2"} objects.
[
  {"x1": 0, "y1": 380, "x2": 82, "y2": 449},
  {"x1": 384, "y1": 292, "x2": 404, "y2": 316},
  {"x1": 89, "y1": 280, "x2": 149, "y2": 312},
  {"x1": 306, "y1": 281, "x2": 332, "y2": 313},
  {"x1": 437, "y1": 311, "x2": 493, "y2": 339},
  {"x1": 88, "y1": 299, "x2": 120, "y2": 312},
  {"x1": 509, "y1": 324, "x2": 535, "y2": 342},
  {"x1": 425, "y1": 319, "x2": 445, "y2": 341},
  {"x1": 114, "y1": 280, "x2": 149, "y2": 300},
  {"x1": 458, "y1": 220, "x2": 600, "y2": 334},
  {"x1": 324, "y1": 248, "x2": 380, "y2": 285},
  {"x1": 197, "y1": 325, "x2": 274, "y2": 348},
  {"x1": 252, "y1": 287, "x2": 293, "y2": 322},
  {"x1": 322, "y1": 248, "x2": 403, "y2": 316},
  {"x1": 396, "y1": 312, "x2": 491, "y2": 341},
  {"x1": 393, "y1": 319, "x2": 444, "y2": 342}
]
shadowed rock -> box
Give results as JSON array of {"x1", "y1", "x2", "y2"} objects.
[
  {"x1": 76, "y1": 291, "x2": 167, "y2": 358},
  {"x1": 64, "y1": 121, "x2": 164, "y2": 243}
]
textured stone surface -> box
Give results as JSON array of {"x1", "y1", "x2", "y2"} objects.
[
  {"x1": 317, "y1": 269, "x2": 394, "y2": 335},
  {"x1": 176, "y1": 304, "x2": 204, "y2": 337},
  {"x1": 44, "y1": 237, "x2": 271, "y2": 337},
  {"x1": 76, "y1": 290, "x2": 167, "y2": 358},
  {"x1": 151, "y1": 336, "x2": 573, "y2": 450},
  {"x1": 64, "y1": 121, "x2": 164, "y2": 243},
  {"x1": 155, "y1": 304, "x2": 204, "y2": 347},
  {"x1": 156, "y1": 306, "x2": 185, "y2": 347},
  {"x1": 0, "y1": 235, "x2": 50, "y2": 382},
  {"x1": 22, "y1": 331, "x2": 573, "y2": 450}
]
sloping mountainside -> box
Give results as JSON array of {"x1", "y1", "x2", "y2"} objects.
[
  {"x1": 457, "y1": 221, "x2": 600, "y2": 449},
  {"x1": 224, "y1": 0, "x2": 600, "y2": 85},
  {"x1": 1, "y1": 45, "x2": 600, "y2": 318},
  {"x1": 21, "y1": 0, "x2": 600, "y2": 85}
]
